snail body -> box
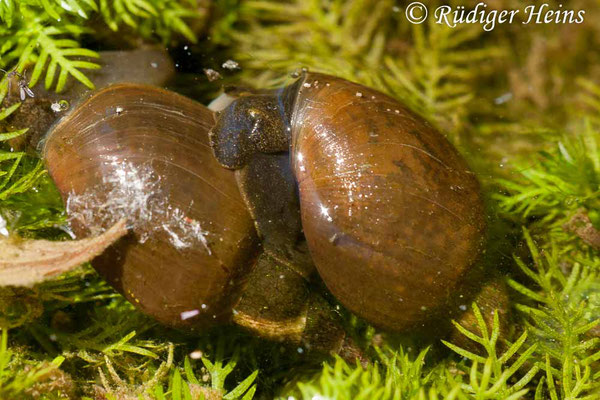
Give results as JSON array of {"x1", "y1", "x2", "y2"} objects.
[{"x1": 211, "y1": 72, "x2": 487, "y2": 332}]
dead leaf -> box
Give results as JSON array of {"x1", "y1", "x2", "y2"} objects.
[
  {"x1": 563, "y1": 209, "x2": 600, "y2": 250},
  {"x1": 0, "y1": 219, "x2": 127, "y2": 287}
]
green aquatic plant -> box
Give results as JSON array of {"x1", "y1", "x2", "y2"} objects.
[
  {"x1": 282, "y1": 302, "x2": 538, "y2": 400},
  {"x1": 496, "y1": 124, "x2": 600, "y2": 251},
  {"x1": 441, "y1": 303, "x2": 539, "y2": 399},
  {"x1": 288, "y1": 347, "x2": 444, "y2": 400},
  {"x1": 0, "y1": 100, "x2": 65, "y2": 235},
  {"x1": 0, "y1": 0, "x2": 203, "y2": 100},
  {"x1": 1, "y1": 308, "x2": 259, "y2": 399},
  {"x1": 1, "y1": 0, "x2": 600, "y2": 398},
  {"x1": 576, "y1": 79, "x2": 600, "y2": 125},
  {"x1": 0, "y1": 329, "x2": 71, "y2": 399},
  {"x1": 508, "y1": 230, "x2": 600, "y2": 399},
  {"x1": 0, "y1": 104, "x2": 43, "y2": 201},
  {"x1": 89, "y1": 337, "x2": 258, "y2": 400}
]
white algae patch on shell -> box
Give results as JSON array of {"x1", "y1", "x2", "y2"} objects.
[{"x1": 66, "y1": 160, "x2": 211, "y2": 254}]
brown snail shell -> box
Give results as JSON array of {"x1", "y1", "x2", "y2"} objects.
[
  {"x1": 43, "y1": 84, "x2": 259, "y2": 329},
  {"x1": 211, "y1": 72, "x2": 487, "y2": 332},
  {"x1": 291, "y1": 74, "x2": 486, "y2": 331}
]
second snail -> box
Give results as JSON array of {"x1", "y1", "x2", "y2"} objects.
[{"x1": 42, "y1": 71, "x2": 505, "y2": 358}]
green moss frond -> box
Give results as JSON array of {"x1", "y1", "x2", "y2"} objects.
[
  {"x1": 576, "y1": 79, "x2": 600, "y2": 125},
  {"x1": 0, "y1": 329, "x2": 70, "y2": 399},
  {"x1": 0, "y1": 15, "x2": 99, "y2": 99},
  {"x1": 92, "y1": 342, "x2": 175, "y2": 400},
  {"x1": 36, "y1": 265, "x2": 116, "y2": 307},
  {"x1": 382, "y1": 20, "x2": 504, "y2": 140},
  {"x1": 0, "y1": 101, "x2": 61, "y2": 235},
  {"x1": 508, "y1": 230, "x2": 600, "y2": 398},
  {"x1": 0, "y1": 103, "x2": 37, "y2": 197},
  {"x1": 283, "y1": 346, "x2": 451, "y2": 400},
  {"x1": 442, "y1": 303, "x2": 539, "y2": 399},
  {"x1": 98, "y1": 0, "x2": 204, "y2": 42},
  {"x1": 496, "y1": 123, "x2": 600, "y2": 249},
  {"x1": 91, "y1": 338, "x2": 258, "y2": 400},
  {"x1": 220, "y1": 0, "x2": 395, "y2": 91},
  {"x1": 197, "y1": 339, "x2": 258, "y2": 399},
  {"x1": 37, "y1": 299, "x2": 164, "y2": 366}
]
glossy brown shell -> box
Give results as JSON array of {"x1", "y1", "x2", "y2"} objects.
[
  {"x1": 290, "y1": 73, "x2": 486, "y2": 331},
  {"x1": 43, "y1": 84, "x2": 259, "y2": 329}
]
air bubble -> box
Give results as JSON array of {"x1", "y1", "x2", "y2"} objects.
[{"x1": 50, "y1": 99, "x2": 69, "y2": 112}]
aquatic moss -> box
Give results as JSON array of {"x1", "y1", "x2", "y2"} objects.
[{"x1": 2, "y1": 0, "x2": 600, "y2": 398}]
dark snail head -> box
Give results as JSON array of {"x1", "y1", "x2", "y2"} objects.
[
  {"x1": 209, "y1": 94, "x2": 291, "y2": 169},
  {"x1": 211, "y1": 72, "x2": 487, "y2": 333},
  {"x1": 43, "y1": 84, "x2": 260, "y2": 330}
]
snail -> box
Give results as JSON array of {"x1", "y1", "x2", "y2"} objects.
[
  {"x1": 210, "y1": 72, "x2": 487, "y2": 333},
  {"x1": 42, "y1": 84, "x2": 361, "y2": 358},
  {"x1": 42, "y1": 71, "x2": 490, "y2": 356}
]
